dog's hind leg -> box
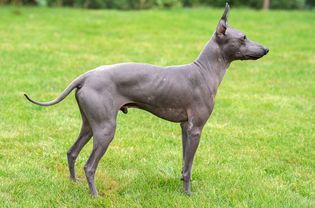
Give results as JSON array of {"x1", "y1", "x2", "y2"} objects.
[
  {"x1": 67, "y1": 93, "x2": 93, "y2": 181},
  {"x1": 78, "y1": 89, "x2": 117, "y2": 196},
  {"x1": 84, "y1": 121, "x2": 116, "y2": 196},
  {"x1": 67, "y1": 113, "x2": 92, "y2": 181}
]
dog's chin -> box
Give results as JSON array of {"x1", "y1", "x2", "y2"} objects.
[{"x1": 242, "y1": 54, "x2": 265, "y2": 61}]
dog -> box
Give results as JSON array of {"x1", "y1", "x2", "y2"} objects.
[{"x1": 25, "y1": 3, "x2": 269, "y2": 196}]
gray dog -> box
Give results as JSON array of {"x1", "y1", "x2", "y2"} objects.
[{"x1": 25, "y1": 3, "x2": 269, "y2": 196}]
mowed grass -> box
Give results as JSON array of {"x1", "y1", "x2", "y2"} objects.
[{"x1": 0, "y1": 6, "x2": 314, "y2": 207}]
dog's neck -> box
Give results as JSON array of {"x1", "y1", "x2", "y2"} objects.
[{"x1": 194, "y1": 35, "x2": 230, "y2": 93}]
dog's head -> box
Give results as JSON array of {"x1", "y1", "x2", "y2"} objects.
[{"x1": 215, "y1": 3, "x2": 269, "y2": 62}]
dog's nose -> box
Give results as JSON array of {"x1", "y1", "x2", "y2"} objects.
[{"x1": 264, "y1": 48, "x2": 269, "y2": 55}]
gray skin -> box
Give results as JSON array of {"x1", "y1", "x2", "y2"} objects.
[{"x1": 24, "y1": 3, "x2": 269, "y2": 197}]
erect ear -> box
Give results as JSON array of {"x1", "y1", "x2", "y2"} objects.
[{"x1": 216, "y1": 3, "x2": 230, "y2": 36}]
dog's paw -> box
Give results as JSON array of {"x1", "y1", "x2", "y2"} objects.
[
  {"x1": 69, "y1": 177, "x2": 78, "y2": 182},
  {"x1": 184, "y1": 190, "x2": 193, "y2": 196}
]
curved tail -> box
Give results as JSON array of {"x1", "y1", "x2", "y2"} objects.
[{"x1": 24, "y1": 75, "x2": 85, "y2": 107}]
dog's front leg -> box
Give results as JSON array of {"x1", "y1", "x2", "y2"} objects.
[
  {"x1": 182, "y1": 123, "x2": 203, "y2": 195},
  {"x1": 180, "y1": 122, "x2": 188, "y2": 180}
]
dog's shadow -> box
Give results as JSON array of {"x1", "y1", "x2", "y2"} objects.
[{"x1": 113, "y1": 175, "x2": 190, "y2": 197}]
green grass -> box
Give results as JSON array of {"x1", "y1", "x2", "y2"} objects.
[{"x1": 0, "y1": 6, "x2": 314, "y2": 208}]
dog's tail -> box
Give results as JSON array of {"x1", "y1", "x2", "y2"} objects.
[{"x1": 24, "y1": 74, "x2": 85, "y2": 107}]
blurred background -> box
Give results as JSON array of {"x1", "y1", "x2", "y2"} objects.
[{"x1": 1, "y1": 0, "x2": 314, "y2": 10}]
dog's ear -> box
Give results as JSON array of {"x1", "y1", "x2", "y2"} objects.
[{"x1": 216, "y1": 3, "x2": 230, "y2": 37}]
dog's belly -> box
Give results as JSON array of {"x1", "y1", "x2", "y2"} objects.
[{"x1": 124, "y1": 103, "x2": 187, "y2": 123}]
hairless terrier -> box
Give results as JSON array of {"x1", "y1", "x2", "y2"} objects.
[{"x1": 25, "y1": 3, "x2": 269, "y2": 196}]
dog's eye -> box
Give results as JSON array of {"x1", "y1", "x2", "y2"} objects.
[{"x1": 243, "y1": 35, "x2": 247, "y2": 40}]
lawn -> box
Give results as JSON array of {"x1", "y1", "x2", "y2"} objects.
[{"x1": 0, "y1": 6, "x2": 314, "y2": 208}]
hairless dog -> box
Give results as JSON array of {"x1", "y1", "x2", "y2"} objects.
[{"x1": 25, "y1": 3, "x2": 269, "y2": 196}]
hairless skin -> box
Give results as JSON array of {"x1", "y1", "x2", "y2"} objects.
[{"x1": 25, "y1": 3, "x2": 269, "y2": 196}]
